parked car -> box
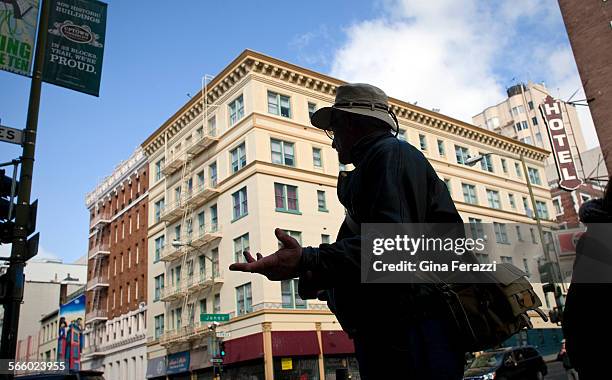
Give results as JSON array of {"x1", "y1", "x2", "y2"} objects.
[
  {"x1": 16, "y1": 370, "x2": 104, "y2": 380},
  {"x1": 464, "y1": 346, "x2": 547, "y2": 380}
]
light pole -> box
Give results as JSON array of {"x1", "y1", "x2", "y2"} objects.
[{"x1": 465, "y1": 152, "x2": 566, "y2": 294}]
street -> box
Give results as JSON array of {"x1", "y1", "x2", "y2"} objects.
[{"x1": 546, "y1": 360, "x2": 568, "y2": 380}]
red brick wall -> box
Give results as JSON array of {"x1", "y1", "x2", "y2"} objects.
[
  {"x1": 558, "y1": 0, "x2": 612, "y2": 172},
  {"x1": 86, "y1": 166, "x2": 149, "y2": 320},
  {"x1": 551, "y1": 182, "x2": 604, "y2": 227}
]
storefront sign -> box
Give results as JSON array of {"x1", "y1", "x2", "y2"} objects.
[
  {"x1": 42, "y1": 0, "x2": 107, "y2": 96},
  {"x1": 540, "y1": 95, "x2": 582, "y2": 191},
  {"x1": 146, "y1": 356, "x2": 166, "y2": 378},
  {"x1": 0, "y1": 0, "x2": 40, "y2": 76},
  {"x1": 167, "y1": 351, "x2": 190, "y2": 375},
  {"x1": 281, "y1": 357, "x2": 293, "y2": 370}
]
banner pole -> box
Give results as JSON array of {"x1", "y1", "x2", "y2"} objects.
[{"x1": 0, "y1": 0, "x2": 50, "y2": 364}]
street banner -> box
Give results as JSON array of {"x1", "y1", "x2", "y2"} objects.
[
  {"x1": 539, "y1": 95, "x2": 582, "y2": 191},
  {"x1": 42, "y1": 0, "x2": 106, "y2": 96},
  {"x1": 0, "y1": 0, "x2": 40, "y2": 76}
]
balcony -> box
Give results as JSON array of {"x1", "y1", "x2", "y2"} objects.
[
  {"x1": 186, "y1": 132, "x2": 219, "y2": 156},
  {"x1": 185, "y1": 183, "x2": 220, "y2": 209},
  {"x1": 185, "y1": 271, "x2": 224, "y2": 294},
  {"x1": 82, "y1": 343, "x2": 105, "y2": 357},
  {"x1": 90, "y1": 212, "x2": 112, "y2": 229},
  {"x1": 160, "y1": 283, "x2": 185, "y2": 302},
  {"x1": 162, "y1": 151, "x2": 186, "y2": 175},
  {"x1": 85, "y1": 310, "x2": 108, "y2": 324},
  {"x1": 88, "y1": 242, "x2": 111, "y2": 259},
  {"x1": 86, "y1": 275, "x2": 110, "y2": 291},
  {"x1": 190, "y1": 225, "x2": 222, "y2": 248},
  {"x1": 160, "y1": 199, "x2": 184, "y2": 223},
  {"x1": 159, "y1": 244, "x2": 186, "y2": 262},
  {"x1": 160, "y1": 323, "x2": 211, "y2": 347}
]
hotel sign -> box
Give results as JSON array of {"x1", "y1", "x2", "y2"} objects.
[{"x1": 540, "y1": 95, "x2": 582, "y2": 191}]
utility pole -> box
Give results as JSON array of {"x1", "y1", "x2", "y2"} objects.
[{"x1": 0, "y1": 0, "x2": 50, "y2": 362}]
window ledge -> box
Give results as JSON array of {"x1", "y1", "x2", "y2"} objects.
[
  {"x1": 231, "y1": 213, "x2": 248, "y2": 223},
  {"x1": 275, "y1": 208, "x2": 302, "y2": 215},
  {"x1": 318, "y1": 208, "x2": 329, "y2": 213}
]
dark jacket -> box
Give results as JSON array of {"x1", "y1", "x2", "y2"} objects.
[
  {"x1": 298, "y1": 131, "x2": 462, "y2": 336},
  {"x1": 563, "y1": 198, "x2": 612, "y2": 371}
]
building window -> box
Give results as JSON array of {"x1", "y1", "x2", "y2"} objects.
[
  {"x1": 462, "y1": 183, "x2": 478, "y2": 204},
  {"x1": 480, "y1": 153, "x2": 494, "y2": 172},
  {"x1": 232, "y1": 187, "x2": 248, "y2": 220},
  {"x1": 229, "y1": 95, "x2": 244, "y2": 126},
  {"x1": 508, "y1": 193, "x2": 516, "y2": 209},
  {"x1": 308, "y1": 102, "x2": 317, "y2": 118},
  {"x1": 197, "y1": 211, "x2": 205, "y2": 234},
  {"x1": 317, "y1": 190, "x2": 327, "y2": 212},
  {"x1": 485, "y1": 117, "x2": 500, "y2": 129},
  {"x1": 501, "y1": 159, "x2": 508, "y2": 174},
  {"x1": 511, "y1": 105, "x2": 524, "y2": 116},
  {"x1": 520, "y1": 136, "x2": 533, "y2": 145},
  {"x1": 154, "y1": 315, "x2": 164, "y2": 339},
  {"x1": 455, "y1": 145, "x2": 470, "y2": 165},
  {"x1": 154, "y1": 235, "x2": 165, "y2": 262},
  {"x1": 155, "y1": 158, "x2": 164, "y2": 181},
  {"x1": 233, "y1": 233, "x2": 250, "y2": 264},
  {"x1": 419, "y1": 134, "x2": 427, "y2": 150},
  {"x1": 528, "y1": 101, "x2": 534, "y2": 110},
  {"x1": 268, "y1": 91, "x2": 291, "y2": 118},
  {"x1": 274, "y1": 183, "x2": 299, "y2": 213},
  {"x1": 236, "y1": 283, "x2": 253, "y2": 316},
  {"x1": 210, "y1": 204, "x2": 218, "y2": 231},
  {"x1": 230, "y1": 143, "x2": 247, "y2": 173},
  {"x1": 516, "y1": 121, "x2": 529, "y2": 131},
  {"x1": 197, "y1": 170, "x2": 205, "y2": 188},
  {"x1": 523, "y1": 197, "x2": 531, "y2": 217},
  {"x1": 437, "y1": 139, "x2": 445, "y2": 156},
  {"x1": 312, "y1": 148, "x2": 323, "y2": 168},
  {"x1": 515, "y1": 162, "x2": 522, "y2": 178},
  {"x1": 321, "y1": 234, "x2": 330, "y2": 244},
  {"x1": 532, "y1": 116, "x2": 538, "y2": 126},
  {"x1": 199, "y1": 299, "x2": 207, "y2": 315},
  {"x1": 154, "y1": 198, "x2": 165, "y2": 223},
  {"x1": 213, "y1": 294, "x2": 221, "y2": 314},
  {"x1": 279, "y1": 230, "x2": 302, "y2": 247},
  {"x1": 552, "y1": 198, "x2": 562, "y2": 215},
  {"x1": 486, "y1": 189, "x2": 501, "y2": 209},
  {"x1": 468, "y1": 217, "x2": 484, "y2": 239},
  {"x1": 212, "y1": 248, "x2": 219, "y2": 278},
  {"x1": 500, "y1": 256, "x2": 513, "y2": 264},
  {"x1": 271, "y1": 139, "x2": 295, "y2": 166},
  {"x1": 530, "y1": 228, "x2": 537, "y2": 244},
  {"x1": 209, "y1": 162, "x2": 218, "y2": 187},
  {"x1": 536, "y1": 200, "x2": 549, "y2": 219},
  {"x1": 494, "y1": 223, "x2": 510, "y2": 244},
  {"x1": 516, "y1": 226, "x2": 523, "y2": 241},
  {"x1": 208, "y1": 116, "x2": 217, "y2": 136},
  {"x1": 282, "y1": 278, "x2": 306, "y2": 309},
  {"x1": 522, "y1": 258, "x2": 530, "y2": 276},
  {"x1": 528, "y1": 167, "x2": 542, "y2": 185}
]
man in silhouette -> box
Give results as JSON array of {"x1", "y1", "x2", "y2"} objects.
[{"x1": 230, "y1": 83, "x2": 465, "y2": 379}]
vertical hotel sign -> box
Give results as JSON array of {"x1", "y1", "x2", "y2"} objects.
[
  {"x1": 0, "y1": 0, "x2": 40, "y2": 76},
  {"x1": 540, "y1": 95, "x2": 582, "y2": 191},
  {"x1": 42, "y1": 0, "x2": 107, "y2": 96}
]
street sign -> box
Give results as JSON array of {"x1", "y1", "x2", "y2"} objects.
[
  {"x1": 216, "y1": 331, "x2": 230, "y2": 338},
  {"x1": 0, "y1": 126, "x2": 23, "y2": 145},
  {"x1": 210, "y1": 358, "x2": 223, "y2": 364},
  {"x1": 201, "y1": 313, "x2": 230, "y2": 322}
]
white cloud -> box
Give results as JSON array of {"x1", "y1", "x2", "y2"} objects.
[{"x1": 326, "y1": 0, "x2": 599, "y2": 148}]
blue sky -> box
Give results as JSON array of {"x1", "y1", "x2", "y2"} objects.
[{"x1": 0, "y1": 0, "x2": 598, "y2": 263}]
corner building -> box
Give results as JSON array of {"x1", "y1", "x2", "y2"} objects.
[
  {"x1": 81, "y1": 148, "x2": 149, "y2": 379},
  {"x1": 143, "y1": 50, "x2": 560, "y2": 380}
]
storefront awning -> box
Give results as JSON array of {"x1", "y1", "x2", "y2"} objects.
[
  {"x1": 272, "y1": 331, "x2": 320, "y2": 356},
  {"x1": 225, "y1": 333, "x2": 264, "y2": 364},
  {"x1": 146, "y1": 356, "x2": 166, "y2": 378},
  {"x1": 321, "y1": 330, "x2": 355, "y2": 354}
]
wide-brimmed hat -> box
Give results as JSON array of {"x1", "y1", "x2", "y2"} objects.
[{"x1": 310, "y1": 83, "x2": 398, "y2": 132}]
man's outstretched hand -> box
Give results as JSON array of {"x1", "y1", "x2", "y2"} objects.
[{"x1": 229, "y1": 228, "x2": 303, "y2": 281}]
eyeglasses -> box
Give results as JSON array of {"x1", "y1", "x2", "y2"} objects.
[{"x1": 324, "y1": 129, "x2": 334, "y2": 140}]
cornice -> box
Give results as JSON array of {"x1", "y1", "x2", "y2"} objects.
[{"x1": 141, "y1": 49, "x2": 550, "y2": 163}]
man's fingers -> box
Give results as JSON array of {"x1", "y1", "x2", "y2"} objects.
[
  {"x1": 275, "y1": 228, "x2": 298, "y2": 248},
  {"x1": 243, "y1": 250, "x2": 256, "y2": 263},
  {"x1": 256, "y1": 252, "x2": 263, "y2": 260}
]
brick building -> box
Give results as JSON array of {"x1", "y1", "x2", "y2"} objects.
[
  {"x1": 558, "y1": 0, "x2": 612, "y2": 172},
  {"x1": 81, "y1": 148, "x2": 149, "y2": 379}
]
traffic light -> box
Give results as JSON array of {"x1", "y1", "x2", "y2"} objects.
[
  {"x1": 1, "y1": 169, "x2": 18, "y2": 244},
  {"x1": 219, "y1": 340, "x2": 226, "y2": 357}
]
